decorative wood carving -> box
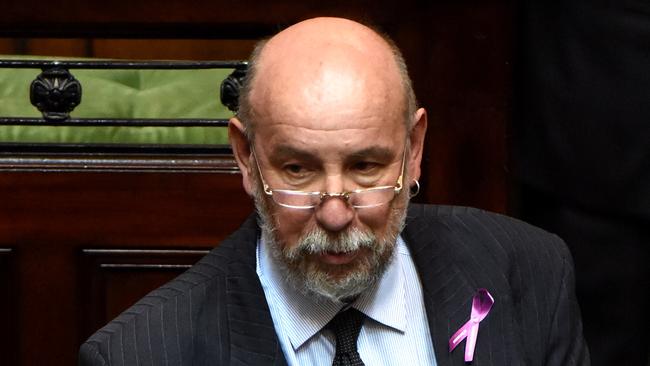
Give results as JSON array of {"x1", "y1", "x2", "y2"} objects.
[
  {"x1": 220, "y1": 63, "x2": 248, "y2": 112},
  {"x1": 30, "y1": 67, "x2": 82, "y2": 121}
]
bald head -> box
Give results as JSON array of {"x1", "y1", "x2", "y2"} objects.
[
  {"x1": 227, "y1": 19, "x2": 429, "y2": 288},
  {"x1": 237, "y1": 17, "x2": 417, "y2": 138}
]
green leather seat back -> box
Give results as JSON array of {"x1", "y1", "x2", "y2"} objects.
[{"x1": 0, "y1": 58, "x2": 233, "y2": 145}]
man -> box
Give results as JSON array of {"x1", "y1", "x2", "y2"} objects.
[{"x1": 80, "y1": 17, "x2": 589, "y2": 365}]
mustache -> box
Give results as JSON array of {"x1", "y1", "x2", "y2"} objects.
[{"x1": 283, "y1": 227, "x2": 376, "y2": 259}]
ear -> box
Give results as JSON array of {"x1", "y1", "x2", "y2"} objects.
[
  {"x1": 228, "y1": 117, "x2": 255, "y2": 197},
  {"x1": 407, "y1": 107, "x2": 427, "y2": 184}
]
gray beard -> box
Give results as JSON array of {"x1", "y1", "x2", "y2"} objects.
[{"x1": 254, "y1": 187, "x2": 408, "y2": 303}]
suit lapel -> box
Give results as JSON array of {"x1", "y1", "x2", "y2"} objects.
[
  {"x1": 222, "y1": 205, "x2": 520, "y2": 365},
  {"x1": 224, "y1": 216, "x2": 287, "y2": 366},
  {"x1": 403, "y1": 205, "x2": 515, "y2": 366}
]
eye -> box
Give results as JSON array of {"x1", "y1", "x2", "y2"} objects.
[
  {"x1": 281, "y1": 163, "x2": 317, "y2": 181},
  {"x1": 284, "y1": 164, "x2": 306, "y2": 175},
  {"x1": 352, "y1": 161, "x2": 380, "y2": 173},
  {"x1": 280, "y1": 163, "x2": 317, "y2": 187}
]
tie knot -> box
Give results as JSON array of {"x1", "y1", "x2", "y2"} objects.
[{"x1": 327, "y1": 308, "x2": 366, "y2": 365}]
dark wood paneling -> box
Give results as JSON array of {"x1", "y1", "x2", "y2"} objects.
[
  {"x1": 393, "y1": 0, "x2": 513, "y2": 213},
  {"x1": 0, "y1": 150, "x2": 241, "y2": 173},
  {"x1": 0, "y1": 0, "x2": 418, "y2": 38},
  {"x1": 92, "y1": 39, "x2": 257, "y2": 60},
  {"x1": 78, "y1": 248, "x2": 210, "y2": 343},
  {"x1": 0, "y1": 37, "x2": 256, "y2": 60},
  {"x1": 20, "y1": 38, "x2": 91, "y2": 57},
  {"x1": 0, "y1": 171, "x2": 252, "y2": 365},
  {"x1": 0, "y1": 172, "x2": 252, "y2": 246},
  {"x1": 0, "y1": 38, "x2": 19, "y2": 54},
  {"x1": 0, "y1": 248, "x2": 18, "y2": 365}
]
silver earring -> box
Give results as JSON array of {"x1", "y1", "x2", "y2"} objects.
[{"x1": 410, "y1": 179, "x2": 420, "y2": 198}]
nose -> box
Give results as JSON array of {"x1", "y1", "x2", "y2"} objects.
[{"x1": 314, "y1": 195, "x2": 355, "y2": 232}]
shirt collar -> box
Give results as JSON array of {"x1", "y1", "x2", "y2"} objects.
[{"x1": 257, "y1": 234, "x2": 408, "y2": 351}]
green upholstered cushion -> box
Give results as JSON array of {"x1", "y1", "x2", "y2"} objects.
[{"x1": 0, "y1": 56, "x2": 233, "y2": 145}]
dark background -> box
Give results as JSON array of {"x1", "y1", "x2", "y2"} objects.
[{"x1": 513, "y1": 0, "x2": 649, "y2": 364}]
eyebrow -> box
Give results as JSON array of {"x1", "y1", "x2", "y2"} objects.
[
  {"x1": 345, "y1": 147, "x2": 396, "y2": 163},
  {"x1": 268, "y1": 145, "x2": 320, "y2": 165},
  {"x1": 268, "y1": 145, "x2": 396, "y2": 165}
]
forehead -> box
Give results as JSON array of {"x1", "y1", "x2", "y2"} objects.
[
  {"x1": 246, "y1": 20, "x2": 410, "y2": 150},
  {"x1": 250, "y1": 55, "x2": 406, "y2": 155},
  {"x1": 252, "y1": 86, "x2": 407, "y2": 158}
]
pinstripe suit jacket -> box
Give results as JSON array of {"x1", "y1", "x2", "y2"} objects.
[{"x1": 79, "y1": 204, "x2": 590, "y2": 365}]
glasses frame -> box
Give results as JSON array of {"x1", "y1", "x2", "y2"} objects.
[{"x1": 251, "y1": 144, "x2": 406, "y2": 209}]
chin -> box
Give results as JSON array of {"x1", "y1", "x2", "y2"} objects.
[{"x1": 296, "y1": 246, "x2": 393, "y2": 302}]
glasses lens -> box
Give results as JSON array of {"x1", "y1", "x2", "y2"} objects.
[
  {"x1": 348, "y1": 186, "x2": 396, "y2": 208},
  {"x1": 272, "y1": 190, "x2": 320, "y2": 209}
]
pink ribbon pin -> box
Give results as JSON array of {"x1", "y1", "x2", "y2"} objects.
[{"x1": 449, "y1": 288, "x2": 495, "y2": 362}]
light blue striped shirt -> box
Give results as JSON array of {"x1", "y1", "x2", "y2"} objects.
[{"x1": 256, "y1": 235, "x2": 438, "y2": 366}]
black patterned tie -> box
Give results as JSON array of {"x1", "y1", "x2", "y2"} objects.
[{"x1": 328, "y1": 308, "x2": 366, "y2": 366}]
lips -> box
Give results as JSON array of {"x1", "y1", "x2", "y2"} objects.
[{"x1": 319, "y1": 249, "x2": 360, "y2": 265}]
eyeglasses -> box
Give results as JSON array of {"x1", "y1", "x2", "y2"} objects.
[{"x1": 252, "y1": 146, "x2": 406, "y2": 210}]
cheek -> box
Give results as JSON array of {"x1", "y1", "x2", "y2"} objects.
[
  {"x1": 357, "y1": 206, "x2": 393, "y2": 234},
  {"x1": 272, "y1": 208, "x2": 314, "y2": 246},
  {"x1": 358, "y1": 191, "x2": 409, "y2": 237}
]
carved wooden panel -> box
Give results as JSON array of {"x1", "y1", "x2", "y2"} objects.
[
  {"x1": 0, "y1": 171, "x2": 253, "y2": 246},
  {"x1": 77, "y1": 248, "x2": 210, "y2": 343},
  {"x1": 0, "y1": 171, "x2": 252, "y2": 365},
  {"x1": 0, "y1": 248, "x2": 18, "y2": 365}
]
